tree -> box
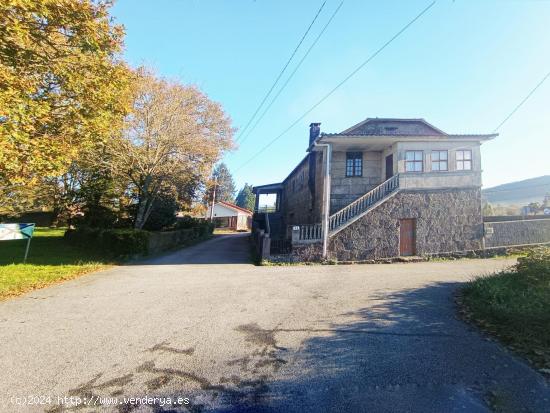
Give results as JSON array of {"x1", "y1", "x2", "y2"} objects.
[
  {"x1": 482, "y1": 202, "x2": 495, "y2": 217},
  {"x1": 0, "y1": 0, "x2": 132, "y2": 190},
  {"x1": 235, "y1": 183, "x2": 255, "y2": 211},
  {"x1": 142, "y1": 190, "x2": 179, "y2": 231},
  {"x1": 108, "y1": 69, "x2": 234, "y2": 229},
  {"x1": 528, "y1": 202, "x2": 541, "y2": 215},
  {"x1": 210, "y1": 163, "x2": 236, "y2": 203}
]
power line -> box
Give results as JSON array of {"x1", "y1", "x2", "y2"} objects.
[
  {"x1": 235, "y1": 0, "x2": 437, "y2": 172},
  {"x1": 238, "y1": 1, "x2": 345, "y2": 146},
  {"x1": 493, "y1": 69, "x2": 550, "y2": 132},
  {"x1": 235, "y1": 1, "x2": 327, "y2": 142}
]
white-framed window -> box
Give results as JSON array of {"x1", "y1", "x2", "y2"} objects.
[
  {"x1": 346, "y1": 152, "x2": 363, "y2": 177},
  {"x1": 405, "y1": 151, "x2": 423, "y2": 172},
  {"x1": 431, "y1": 150, "x2": 448, "y2": 171},
  {"x1": 456, "y1": 149, "x2": 472, "y2": 170}
]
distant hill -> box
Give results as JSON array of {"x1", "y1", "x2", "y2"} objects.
[{"x1": 483, "y1": 176, "x2": 550, "y2": 206}]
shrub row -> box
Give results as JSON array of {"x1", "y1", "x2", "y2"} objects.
[
  {"x1": 64, "y1": 221, "x2": 214, "y2": 258},
  {"x1": 64, "y1": 227, "x2": 150, "y2": 258}
]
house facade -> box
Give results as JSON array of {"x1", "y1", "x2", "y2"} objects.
[{"x1": 253, "y1": 118, "x2": 497, "y2": 261}]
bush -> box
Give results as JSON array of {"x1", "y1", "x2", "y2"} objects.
[
  {"x1": 73, "y1": 205, "x2": 118, "y2": 229},
  {"x1": 175, "y1": 215, "x2": 205, "y2": 229},
  {"x1": 515, "y1": 247, "x2": 550, "y2": 281},
  {"x1": 65, "y1": 227, "x2": 149, "y2": 258},
  {"x1": 64, "y1": 220, "x2": 214, "y2": 258},
  {"x1": 461, "y1": 245, "x2": 550, "y2": 370},
  {"x1": 143, "y1": 193, "x2": 179, "y2": 231},
  {"x1": 175, "y1": 216, "x2": 214, "y2": 235}
]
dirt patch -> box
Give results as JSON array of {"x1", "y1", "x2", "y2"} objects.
[{"x1": 235, "y1": 323, "x2": 278, "y2": 348}]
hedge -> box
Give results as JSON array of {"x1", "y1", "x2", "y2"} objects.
[
  {"x1": 64, "y1": 227, "x2": 149, "y2": 258},
  {"x1": 64, "y1": 222, "x2": 214, "y2": 258}
]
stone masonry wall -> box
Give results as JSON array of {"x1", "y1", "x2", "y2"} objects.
[
  {"x1": 329, "y1": 188, "x2": 483, "y2": 261},
  {"x1": 330, "y1": 151, "x2": 382, "y2": 214},
  {"x1": 282, "y1": 152, "x2": 324, "y2": 228},
  {"x1": 484, "y1": 219, "x2": 550, "y2": 248},
  {"x1": 282, "y1": 156, "x2": 311, "y2": 226}
]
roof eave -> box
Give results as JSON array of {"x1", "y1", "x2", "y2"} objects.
[
  {"x1": 318, "y1": 133, "x2": 498, "y2": 141},
  {"x1": 252, "y1": 183, "x2": 284, "y2": 193}
]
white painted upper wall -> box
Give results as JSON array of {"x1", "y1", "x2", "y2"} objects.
[
  {"x1": 326, "y1": 138, "x2": 485, "y2": 191},
  {"x1": 394, "y1": 140, "x2": 482, "y2": 174},
  {"x1": 206, "y1": 203, "x2": 251, "y2": 218}
]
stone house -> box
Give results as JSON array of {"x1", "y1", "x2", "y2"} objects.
[{"x1": 253, "y1": 118, "x2": 498, "y2": 260}]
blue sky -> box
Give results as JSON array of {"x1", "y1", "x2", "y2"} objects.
[{"x1": 111, "y1": 0, "x2": 549, "y2": 191}]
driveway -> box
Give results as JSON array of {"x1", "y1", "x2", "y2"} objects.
[{"x1": 0, "y1": 233, "x2": 548, "y2": 412}]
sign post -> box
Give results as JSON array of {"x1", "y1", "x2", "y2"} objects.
[{"x1": 0, "y1": 223, "x2": 36, "y2": 263}]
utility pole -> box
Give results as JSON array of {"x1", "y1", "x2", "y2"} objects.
[{"x1": 209, "y1": 177, "x2": 217, "y2": 222}]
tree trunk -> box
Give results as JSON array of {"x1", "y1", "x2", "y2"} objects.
[
  {"x1": 134, "y1": 176, "x2": 152, "y2": 229},
  {"x1": 134, "y1": 175, "x2": 160, "y2": 230}
]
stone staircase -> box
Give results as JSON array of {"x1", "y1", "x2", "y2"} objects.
[
  {"x1": 329, "y1": 174, "x2": 400, "y2": 236},
  {"x1": 294, "y1": 174, "x2": 400, "y2": 242}
]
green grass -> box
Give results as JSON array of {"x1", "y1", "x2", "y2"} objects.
[
  {"x1": 460, "y1": 247, "x2": 550, "y2": 372},
  {"x1": 0, "y1": 227, "x2": 113, "y2": 299}
]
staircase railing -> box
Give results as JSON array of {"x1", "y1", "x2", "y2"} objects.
[
  {"x1": 329, "y1": 174, "x2": 400, "y2": 232},
  {"x1": 298, "y1": 223, "x2": 323, "y2": 241}
]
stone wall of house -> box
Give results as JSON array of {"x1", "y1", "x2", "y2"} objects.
[
  {"x1": 330, "y1": 151, "x2": 383, "y2": 213},
  {"x1": 329, "y1": 188, "x2": 483, "y2": 261},
  {"x1": 484, "y1": 219, "x2": 550, "y2": 248},
  {"x1": 282, "y1": 152, "x2": 325, "y2": 228},
  {"x1": 291, "y1": 242, "x2": 324, "y2": 262}
]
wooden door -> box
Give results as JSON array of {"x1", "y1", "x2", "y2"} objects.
[
  {"x1": 385, "y1": 154, "x2": 394, "y2": 180},
  {"x1": 400, "y1": 219, "x2": 416, "y2": 256}
]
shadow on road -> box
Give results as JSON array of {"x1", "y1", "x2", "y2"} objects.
[
  {"x1": 62, "y1": 281, "x2": 550, "y2": 412},
  {"x1": 207, "y1": 282, "x2": 550, "y2": 412}
]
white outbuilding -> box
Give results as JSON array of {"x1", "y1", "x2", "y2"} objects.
[{"x1": 206, "y1": 201, "x2": 252, "y2": 231}]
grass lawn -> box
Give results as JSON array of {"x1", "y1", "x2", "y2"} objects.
[
  {"x1": 0, "y1": 227, "x2": 113, "y2": 299},
  {"x1": 460, "y1": 247, "x2": 550, "y2": 373}
]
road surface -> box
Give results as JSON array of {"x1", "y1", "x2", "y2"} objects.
[{"x1": 0, "y1": 233, "x2": 548, "y2": 412}]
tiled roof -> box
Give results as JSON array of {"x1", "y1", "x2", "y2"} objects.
[
  {"x1": 218, "y1": 201, "x2": 252, "y2": 215},
  {"x1": 340, "y1": 117, "x2": 447, "y2": 136},
  {"x1": 320, "y1": 132, "x2": 497, "y2": 138}
]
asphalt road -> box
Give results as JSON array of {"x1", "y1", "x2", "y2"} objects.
[{"x1": 0, "y1": 233, "x2": 549, "y2": 412}]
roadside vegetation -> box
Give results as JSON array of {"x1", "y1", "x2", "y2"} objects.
[
  {"x1": 0, "y1": 228, "x2": 111, "y2": 299},
  {"x1": 1, "y1": 218, "x2": 215, "y2": 300},
  {"x1": 0, "y1": 1, "x2": 246, "y2": 299},
  {"x1": 1, "y1": 1, "x2": 235, "y2": 232},
  {"x1": 460, "y1": 246, "x2": 550, "y2": 374}
]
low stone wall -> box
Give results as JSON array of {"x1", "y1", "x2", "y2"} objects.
[
  {"x1": 484, "y1": 215, "x2": 550, "y2": 222},
  {"x1": 148, "y1": 227, "x2": 211, "y2": 255},
  {"x1": 484, "y1": 219, "x2": 550, "y2": 248},
  {"x1": 291, "y1": 242, "x2": 323, "y2": 262},
  {"x1": 328, "y1": 188, "x2": 483, "y2": 261}
]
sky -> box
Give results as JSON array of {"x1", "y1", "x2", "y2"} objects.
[{"x1": 111, "y1": 0, "x2": 550, "y2": 191}]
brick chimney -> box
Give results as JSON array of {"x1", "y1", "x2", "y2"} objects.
[{"x1": 309, "y1": 122, "x2": 321, "y2": 145}]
